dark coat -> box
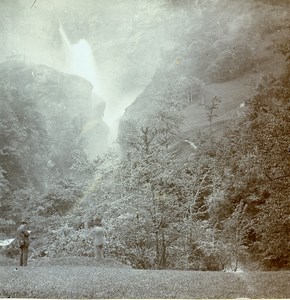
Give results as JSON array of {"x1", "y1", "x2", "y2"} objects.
[{"x1": 17, "y1": 224, "x2": 30, "y2": 247}]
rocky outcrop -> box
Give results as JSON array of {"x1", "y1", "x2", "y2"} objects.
[{"x1": 0, "y1": 60, "x2": 109, "y2": 159}]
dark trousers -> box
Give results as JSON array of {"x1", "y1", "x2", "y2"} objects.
[{"x1": 19, "y1": 246, "x2": 28, "y2": 266}]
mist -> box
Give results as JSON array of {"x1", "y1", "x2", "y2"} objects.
[
  {"x1": 1, "y1": 0, "x2": 288, "y2": 155},
  {"x1": 0, "y1": 0, "x2": 182, "y2": 152},
  {"x1": 1, "y1": 0, "x2": 289, "y2": 279}
]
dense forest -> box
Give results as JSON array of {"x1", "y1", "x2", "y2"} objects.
[{"x1": 0, "y1": 0, "x2": 289, "y2": 271}]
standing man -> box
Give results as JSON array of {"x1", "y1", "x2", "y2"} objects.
[
  {"x1": 16, "y1": 220, "x2": 31, "y2": 266},
  {"x1": 90, "y1": 218, "x2": 105, "y2": 260}
]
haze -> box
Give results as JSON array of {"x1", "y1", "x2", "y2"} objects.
[{"x1": 0, "y1": 0, "x2": 182, "y2": 145}]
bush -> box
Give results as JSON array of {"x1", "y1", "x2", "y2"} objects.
[
  {"x1": 41, "y1": 225, "x2": 94, "y2": 258},
  {"x1": 2, "y1": 240, "x2": 19, "y2": 259}
]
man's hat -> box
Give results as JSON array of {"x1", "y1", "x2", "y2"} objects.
[{"x1": 21, "y1": 220, "x2": 28, "y2": 224}]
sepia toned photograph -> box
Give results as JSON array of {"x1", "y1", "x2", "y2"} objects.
[{"x1": 0, "y1": 0, "x2": 289, "y2": 298}]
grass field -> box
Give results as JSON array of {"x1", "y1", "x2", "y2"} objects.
[{"x1": 0, "y1": 256, "x2": 289, "y2": 298}]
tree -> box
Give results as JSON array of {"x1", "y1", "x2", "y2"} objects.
[
  {"x1": 113, "y1": 100, "x2": 185, "y2": 268},
  {"x1": 0, "y1": 78, "x2": 52, "y2": 191},
  {"x1": 246, "y1": 72, "x2": 290, "y2": 269},
  {"x1": 204, "y1": 96, "x2": 222, "y2": 132},
  {"x1": 205, "y1": 47, "x2": 290, "y2": 269}
]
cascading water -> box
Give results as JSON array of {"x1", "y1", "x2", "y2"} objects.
[
  {"x1": 58, "y1": 22, "x2": 141, "y2": 151},
  {"x1": 71, "y1": 39, "x2": 99, "y2": 92},
  {"x1": 59, "y1": 21, "x2": 99, "y2": 93},
  {"x1": 59, "y1": 22, "x2": 109, "y2": 158}
]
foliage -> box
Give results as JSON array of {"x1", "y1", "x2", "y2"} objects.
[
  {"x1": 0, "y1": 167, "x2": 10, "y2": 224},
  {"x1": 205, "y1": 96, "x2": 222, "y2": 130},
  {"x1": 206, "y1": 47, "x2": 290, "y2": 269},
  {"x1": 41, "y1": 225, "x2": 94, "y2": 258},
  {"x1": 205, "y1": 43, "x2": 256, "y2": 83},
  {"x1": 1, "y1": 1, "x2": 290, "y2": 272},
  {"x1": 0, "y1": 61, "x2": 93, "y2": 228},
  {"x1": 113, "y1": 102, "x2": 184, "y2": 269},
  {"x1": 0, "y1": 80, "x2": 49, "y2": 191},
  {"x1": 244, "y1": 71, "x2": 290, "y2": 269}
]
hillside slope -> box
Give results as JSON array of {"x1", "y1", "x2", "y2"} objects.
[
  {"x1": 121, "y1": 0, "x2": 290, "y2": 144},
  {"x1": 180, "y1": 28, "x2": 288, "y2": 138}
]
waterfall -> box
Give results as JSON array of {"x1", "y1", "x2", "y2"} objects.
[
  {"x1": 71, "y1": 39, "x2": 99, "y2": 92},
  {"x1": 59, "y1": 22, "x2": 109, "y2": 158},
  {"x1": 58, "y1": 21, "x2": 139, "y2": 150},
  {"x1": 59, "y1": 21, "x2": 99, "y2": 93}
]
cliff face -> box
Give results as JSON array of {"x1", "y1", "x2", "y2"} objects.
[{"x1": 0, "y1": 60, "x2": 109, "y2": 160}]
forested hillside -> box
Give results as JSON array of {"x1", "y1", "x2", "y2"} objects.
[{"x1": 0, "y1": 0, "x2": 289, "y2": 271}]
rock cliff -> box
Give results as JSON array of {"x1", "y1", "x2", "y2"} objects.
[{"x1": 0, "y1": 60, "x2": 109, "y2": 159}]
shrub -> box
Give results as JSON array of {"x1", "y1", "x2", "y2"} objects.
[{"x1": 42, "y1": 225, "x2": 94, "y2": 258}]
